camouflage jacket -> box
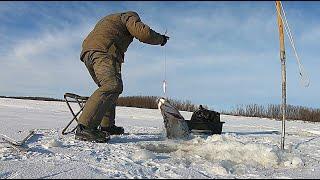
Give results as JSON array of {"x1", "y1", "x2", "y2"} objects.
[{"x1": 80, "y1": 11, "x2": 165, "y2": 63}]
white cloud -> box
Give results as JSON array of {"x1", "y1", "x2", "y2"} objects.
[
  {"x1": 0, "y1": 17, "x2": 97, "y2": 96},
  {"x1": 0, "y1": 2, "x2": 319, "y2": 110}
]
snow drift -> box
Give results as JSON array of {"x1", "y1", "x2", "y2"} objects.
[{"x1": 0, "y1": 98, "x2": 319, "y2": 179}]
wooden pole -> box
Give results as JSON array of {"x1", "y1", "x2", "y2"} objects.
[{"x1": 275, "y1": 1, "x2": 286, "y2": 150}]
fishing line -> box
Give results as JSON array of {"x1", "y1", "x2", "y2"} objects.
[
  {"x1": 280, "y1": 2, "x2": 310, "y2": 87},
  {"x1": 275, "y1": 2, "x2": 310, "y2": 87},
  {"x1": 162, "y1": 29, "x2": 168, "y2": 98}
]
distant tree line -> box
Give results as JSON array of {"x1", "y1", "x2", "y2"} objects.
[
  {"x1": 0, "y1": 96, "x2": 64, "y2": 102},
  {"x1": 222, "y1": 104, "x2": 320, "y2": 122},
  {"x1": 1, "y1": 95, "x2": 319, "y2": 122},
  {"x1": 0, "y1": 95, "x2": 204, "y2": 112},
  {"x1": 116, "y1": 96, "x2": 206, "y2": 112}
]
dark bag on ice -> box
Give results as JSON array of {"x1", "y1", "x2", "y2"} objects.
[{"x1": 186, "y1": 105, "x2": 224, "y2": 134}]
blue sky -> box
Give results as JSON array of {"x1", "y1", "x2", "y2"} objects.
[{"x1": 0, "y1": 1, "x2": 319, "y2": 111}]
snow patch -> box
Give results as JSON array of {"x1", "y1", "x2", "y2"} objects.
[
  {"x1": 140, "y1": 142, "x2": 179, "y2": 154},
  {"x1": 170, "y1": 134, "x2": 281, "y2": 169},
  {"x1": 306, "y1": 130, "x2": 320, "y2": 135},
  {"x1": 42, "y1": 138, "x2": 64, "y2": 149},
  {"x1": 210, "y1": 164, "x2": 229, "y2": 175},
  {"x1": 284, "y1": 157, "x2": 304, "y2": 168},
  {"x1": 141, "y1": 134, "x2": 305, "y2": 175},
  {"x1": 131, "y1": 149, "x2": 156, "y2": 163}
]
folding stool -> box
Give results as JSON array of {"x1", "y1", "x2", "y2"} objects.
[{"x1": 62, "y1": 93, "x2": 89, "y2": 135}]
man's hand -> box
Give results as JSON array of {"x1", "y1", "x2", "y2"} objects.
[{"x1": 161, "y1": 35, "x2": 170, "y2": 46}]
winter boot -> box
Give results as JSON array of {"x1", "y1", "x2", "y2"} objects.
[
  {"x1": 75, "y1": 124, "x2": 110, "y2": 143},
  {"x1": 100, "y1": 125, "x2": 125, "y2": 135}
]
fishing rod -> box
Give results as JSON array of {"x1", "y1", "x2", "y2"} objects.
[
  {"x1": 275, "y1": 1, "x2": 310, "y2": 150},
  {"x1": 275, "y1": 0, "x2": 286, "y2": 150}
]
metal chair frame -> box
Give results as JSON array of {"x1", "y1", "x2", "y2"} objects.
[{"x1": 62, "y1": 93, "x2": 89, "y2": 135}]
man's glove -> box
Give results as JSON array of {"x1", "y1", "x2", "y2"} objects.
[{"x1": 161, "y1": 35, "x2": 170, "y2": 46}]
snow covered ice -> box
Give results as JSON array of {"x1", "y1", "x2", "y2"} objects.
[{"x1": 0, "y1": 98, "x2": 320, "y2": 178}]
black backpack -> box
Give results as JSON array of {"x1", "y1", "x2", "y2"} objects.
[
  {"x1": 186, "y1": 105, "x2": 224, "y2": 134},
  {"x1": 191, "y1": 105, "x2": 220, "y2": 123}
]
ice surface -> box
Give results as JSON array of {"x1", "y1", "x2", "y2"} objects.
[{"x1": 0, "y1": 98, "x2": 320, "y2": 179}]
